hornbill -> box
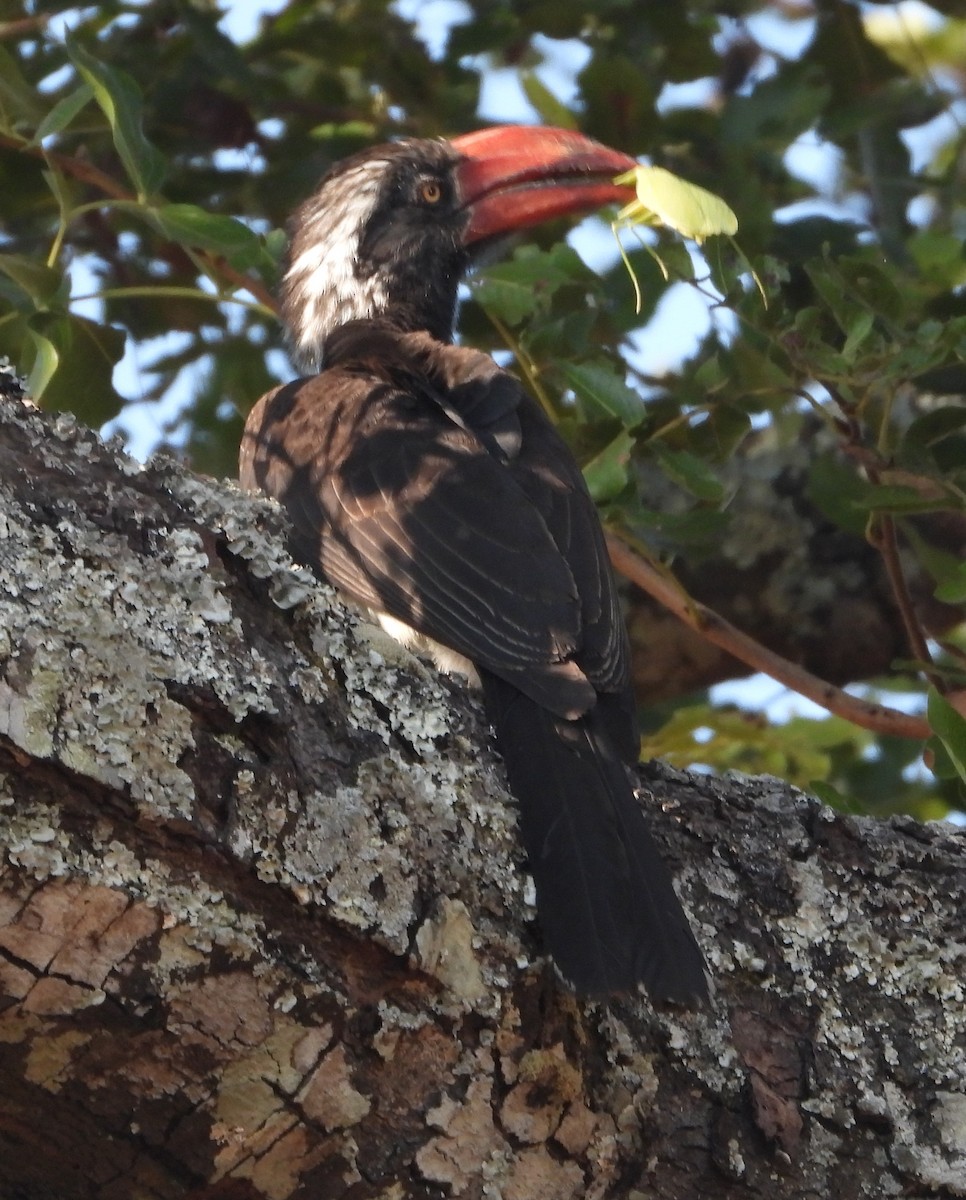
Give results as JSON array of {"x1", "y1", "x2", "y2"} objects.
[{"x1": 240, "y1": 125, "x2": 708, "y2": 1002}]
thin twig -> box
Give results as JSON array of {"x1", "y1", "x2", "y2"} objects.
[
  {"x1": 866, "y1": 510, "x2": 943, "y2": 692},
  {"x1": 838, "y1": 390, "x2": 943, "y2": 695},
  {"x1": 0, "y1": 16, "x2": 51, "y2": 40},
  {"x1": 605, "y1": 529, "x2": 931, "y2": 741},
  {"x1": 0, "y1": 133, "x2": 130, "y2": 199}
]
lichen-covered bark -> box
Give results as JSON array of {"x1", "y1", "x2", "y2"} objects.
[{"x1": 0, "y1": 394, "x2": 964, "y2": 1199}]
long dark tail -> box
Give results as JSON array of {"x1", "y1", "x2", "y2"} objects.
[{"x1": 481, "y1": 673, "x2": 708, "y2": 1002}]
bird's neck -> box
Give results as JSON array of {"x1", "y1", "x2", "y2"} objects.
[
  {"x1": 282, "y1": 231, "x2": 464, "y2": 370},
  {"x1": 284, "y1": 281, "x2": 460, "y2": 372}
]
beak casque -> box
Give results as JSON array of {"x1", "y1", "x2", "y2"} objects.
[{"x1": 450, "y1": 124, "x2": 637, "y2": 246}]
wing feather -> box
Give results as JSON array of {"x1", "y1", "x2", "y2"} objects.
[{"x1": 241, "y1": 371, "x2": 593, "y2": 710}]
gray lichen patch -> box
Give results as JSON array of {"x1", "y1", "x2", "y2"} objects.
[
  {"x1": 248, "y1": 738, "x2": 525, "y2": 974},
  {"x1": 164, "y1": 461, "x2": 469, "y2": 758},
  {"x1": 773, "y1": 820, "x2": 966, "y2": 1095},
  {"x1": 0, "y1": 401, "x2": 334, "y2": 825},
  {"x1": 1, "y1": 396, "x2": 526, "y2": 985},
  {"x1": 279, "y1": 775, "x2": 420, "y2": 943},
  {"x1": 0, "y1": 493, "x2": 231, "y2": 817},
  {"x1": 625, "y1": 766, "x2": 966, "y2": 1195}
]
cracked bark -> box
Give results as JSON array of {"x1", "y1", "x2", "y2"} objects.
[{"x1": 0, "y1": 393, "x2": 964, "y2": 1200}]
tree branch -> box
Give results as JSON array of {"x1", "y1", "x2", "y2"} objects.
[{"x1": 606, "y1": 529, "x2": 931, "y2": 740}]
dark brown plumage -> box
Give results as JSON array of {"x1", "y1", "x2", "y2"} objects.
[{"x1": 240, "y1": 127, "x2": 708, "y2": 1000}]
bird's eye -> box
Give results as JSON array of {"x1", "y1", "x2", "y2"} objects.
[{"x1": 419, "y1": 179, "x2": 443, "y2": 204}]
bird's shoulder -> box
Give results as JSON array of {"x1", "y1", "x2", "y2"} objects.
[{"x1": 318, "y1": 320, "x2": 523, "y2": 459}]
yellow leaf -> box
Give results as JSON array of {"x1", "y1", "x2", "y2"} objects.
[{"x1": 614, "y1": 166, "x2": 738, "y2": 243}]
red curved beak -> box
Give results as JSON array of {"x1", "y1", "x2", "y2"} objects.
[{"x1": 450, "y1": 125, "x2": 637, "y2": 246}]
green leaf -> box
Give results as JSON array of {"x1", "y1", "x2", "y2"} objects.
[
  {"x1": 692, "y1": 354, "x2": 727, "y2": 394},
  {"x1": 927, "y1": 735, "x2": 961, "y2": 783},
  {"x1": 309, "y1": 120, "x2": 379, "y2": 142},
  {"x1": 264, "y1": 228, "x2": 288, "y2": 265},
  {"x1": 25, "y1": 330, "x2": 59, "y2": 400},
  {"x1": 472, "y1": 247, "x2": 579, "y2": 325},
  {"x1": 471, "y1": 273, "x2": 538, "y2": 325},
  {"x1": 809, "y1": 780, "x2": 853, "y2": 809},
  {"x1": 805, "y1": 264, "x2": 862, "y2": 337},
  {"x1": 150, "y1": 204, "x2": 263, "y2": 267},
  {"x1": 31, "y1": 83, "x2": 95, "y2": 144},
  {"x1": 651, "y1": 444, "x2": 724, "y2": 502},
  {"x1": 723, "y1": 341, "x2": 791, "y2": 394},
  {"x1": 0, "y1": 254, "x2": 65, "y2": 308},
  {"x1": 641, "y1": 704, "x2": 870, "y2": 791},
  {"x1": 583, "y1": 430, "x2": 634, "y2": 502},
  {"x1": 556, "y1": 361, "x2": 644, "y2": 428},
  {"x1": 853, "y1": 483, "x2": 949, "y2": 516},
  {"x1": 628, "y1": 503, "x2": 730, "y2": 551},
  {"x1": 524, "y1": 309, "x2": 595, "y2": 359},
  {"x1": 580, "y1": 54, "x2": 659, "y2": 149},
  {"x1": 721, "y1": 61, "x2": 831, "y2": 148},
  {"x1": 615, "y1": 166, "x2": 738, "y2": 243},
  {"x1": 901, "y1": 524, "x2": 966, "y2": 602},
  {"x1": 927, "y1": 690, "x2": 966, "y2": 784},
  {"x1": 520, "y1": 71, "x2": 577, "y2": 129},
  {"x1": 66, "y1": 36, "x2": 165, "y2": 199},
  {"x1": 687, "y1": 405, "x2": 754, "y2": 463},
  {"x1": 934, "y1": 561, "x2": 966, "y2": 604},
  {"x1": 0, "y1": 44, "x2": 46, "y2": 133},
  {"x1": 900, "y1": 405, "x2": 966, "y2": 472},
  {"x1": 842, "y1": 308, "x2": 874, "y2": 360},
  {"x1": 599, "y1": 246, "x2": 665, "y2": 328},
  {"x1": 28, "y1": 313, "x2": 126, "y2": 425},
  {"x1": 836, "y1": 255, "x2": 905, "y2": 322},
  {"x1": 808, "y1": 455, "x2": 872, "y2": 535},
  {"x1": 908, "y1": 230, "x2": 966, "y2": 289},
  {"x1": 43, "y1": 167, "x2": 78, "y2": 224}
]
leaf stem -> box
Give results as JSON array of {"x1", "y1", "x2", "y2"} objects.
[
  {"x1": 73, "y1": 286, "x2": 276, "y2": 317},
  {"x1": 484, "y1": 309, "x2": 557, "y2": 421}
]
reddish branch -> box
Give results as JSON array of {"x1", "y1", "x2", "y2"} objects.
[
  {"x1": 605, "y1": 530, "x2": 931, "y2": 741},
  {"x1": 0, "y1": 133, "x2": 131, "y2": 201},
  {"x1": 866, "y1": 511, "x2": 942, "y2": 691},
  {"x1": 0, "y1": 17, "x2": 50, "y2": 39}
]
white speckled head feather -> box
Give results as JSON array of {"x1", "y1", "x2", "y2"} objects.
[{"x1": 281, "y1": 160, "x2": 390, "y2": 372}]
